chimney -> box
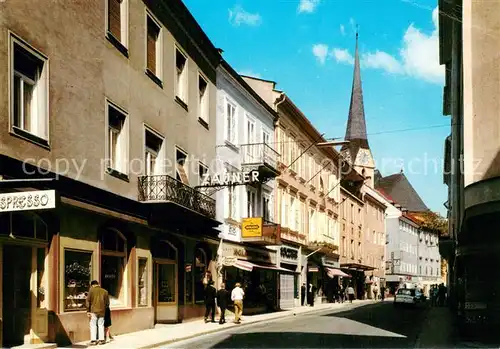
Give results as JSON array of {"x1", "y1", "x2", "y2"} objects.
[{"x1": 217, "y1": 48, "x2": 224, "y2": 55}]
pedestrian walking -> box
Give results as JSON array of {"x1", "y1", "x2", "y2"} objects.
[
  {"x1": 380, "y1": 286, "x2": 386, "y2": 301},
  {"x1": 216, "y1": 283, "x2": 229, "y2": 325},
  {"x1": 231, "y1": 282, "x2": 245, "y2": 324},
  {"x1": 300, "y1": 283, "x2": 306, "y2": 306},
  {"x1": 104, "y1": 305, "x2": 113, "y2": 342},
  {"x1": 204, "y1": 280, "x2": 217, "y2": 323},
  {"x1": 86, "y1": 280, "x2": 109, "y2": 346},
  {"x1": 347, "y1": 284, "x2": 355, "y2": 303}
]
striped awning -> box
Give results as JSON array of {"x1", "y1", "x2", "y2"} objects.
[{"x1": 326, "y1": 268, "x2": 351, "y2": 278}]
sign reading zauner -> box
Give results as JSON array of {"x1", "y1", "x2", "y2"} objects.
[{"x1": 0, "y1": 190, "x2": 57, "y2": 213}]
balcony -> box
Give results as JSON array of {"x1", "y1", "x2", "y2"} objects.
[
  {"x1": 241, "y1": 217, "x2": 281, "y2": 245},
  {"x1": 138, "y1": 174, "x2": 216, "y2": 219},
  {"x1": 240, "y1": 143, "x2": 280, "y2": 180}
]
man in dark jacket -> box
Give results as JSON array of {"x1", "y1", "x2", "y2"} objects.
[
  {"x1": 86, "y1": 280, "x2": 109, "y2": 345},
  {"x1": 301, "y1": 283, "x2": 306, "y2": 306},
  {"x1": 204, "y1": 280, "x2": 217, "y2": 323},
  {"x1": 216, "y1": 283, "x2": 229, "y2": 324}
]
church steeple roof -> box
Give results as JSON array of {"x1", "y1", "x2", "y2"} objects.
[{"x1": 344, "y1": 31, "x2": 369, "y2": 148}]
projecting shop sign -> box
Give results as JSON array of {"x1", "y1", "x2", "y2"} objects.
[{"x1": 0, "y1": 190, "x2": 57, "y2": 212}]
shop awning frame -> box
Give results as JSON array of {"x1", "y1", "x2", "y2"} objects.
[
  {"x1": 326, "y1": 268, "x2": 351, "y2": 278},
  {"x1": 226, "y1": 259, "x2": 291, "y2": 273},
  {"x1": 340, "y1": 263, "x2": 376, "y2": 271}
]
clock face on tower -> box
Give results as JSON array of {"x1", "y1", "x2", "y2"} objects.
[{"x1": 358, "y1": 149, "x2": 371, "y2": 166}]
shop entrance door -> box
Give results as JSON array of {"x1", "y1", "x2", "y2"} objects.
[
  {"x1": 3, "y1": 245, "x2": 32, "y2": 347},
  {"x1": 153, "y1": 260, "x2": 178, "y2": 323}
]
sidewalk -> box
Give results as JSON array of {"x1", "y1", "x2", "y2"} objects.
[
  {"x1": 73, "y1": 299, "x2": 373, "y2": 348},
  {"x1": 415, "y1": 305, "x2": 456, "y2": 348}
]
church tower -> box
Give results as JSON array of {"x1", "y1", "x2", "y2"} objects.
[{"x1": 341, "y1": 32, "x2": 375, "y2": 188}]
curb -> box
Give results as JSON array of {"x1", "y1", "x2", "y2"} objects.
[{"x1": 143, "y1": 300, "x2": 375, "y2": 348}]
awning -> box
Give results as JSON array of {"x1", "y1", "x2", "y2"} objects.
[
  {"x1": 228, "y1": 259, "x2": 290, "y2": 272},
  {"x1": 326, "y1": 268, "x2": 351, "y2": 278}
]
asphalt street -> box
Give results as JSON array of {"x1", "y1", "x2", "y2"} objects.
[{"x1": 162, "y1": 301, "x2": 430, "y2": 348}]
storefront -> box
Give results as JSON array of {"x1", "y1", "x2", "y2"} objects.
[
  {"x1": 220, "y1": 242, "x2": 283, "y2": 314},
  {"x1": 0, "y1": 155, "x2": 221, "y2": 346},
  {"x1": 277, "y1": 245, "x2": 300, "y2": 309}
]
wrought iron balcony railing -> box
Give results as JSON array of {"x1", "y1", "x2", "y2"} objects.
[
  {"x1": 138, "y1": 174, "x2": 216, "y2": 219},
  {"x1": 240, "y1": 143, "x2": 279, "y2": 170}
]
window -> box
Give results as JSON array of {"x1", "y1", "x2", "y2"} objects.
[
  {"x1": 11, "y1": 37, "x2": 48, "y2": 142},
  {"x1": 246, "y1": 117, "x2": 256, "y2": 161},
  {"x1": 145, "y1": 128, "x2": 163, "y2": 176},
  {"x1": 290, "y1": 196, "x2": 296, "y2": 230},
  {"x1": 146, "y1": 14, "x2": 162, "y2": 80},
  {"x1": 262, "y1": 195, "x2": 270, "y2": 221},
  {"x1": 64, "y1": 250, "x2": 92, "y2": 311},
  {"x1": 309, "y1": 209, "x2": 315, "y2": 239},
  {"x1": 101, "y1": 229, "x2": 127, "y2": 306},
  {"x1": 137, "y1": 258, "x2": 148, "y2": 306},
  {"x1": 247, "y1": 188, "x2": 257, "y2": 217},
  {"x1": 37, "y1": 248, "x2": 46, "y2": 309},
  {"x1": 198, "y1": 74, "x2": 209, "y2": 123},
  {"x1": 289, "y1": 134, "x2": 297, "y2": 172},
  {"x1": 175, "y1": 48, "x2": 188, "y2": 103},
  {"x1": 300, "y1": 200, "x2": 307, "y2": 233},
  {"x1": 350, "y1": 239, "x2": 354, "y2": 259},
  {"x1": 227, "y1": 183, "x2": 237, "y2": 220},
  {"x1": 175, "y1": 148, "x2": 189, "y2": 184},
  {"x1": 198, "y1": 162, "x2": 208, "y2": 186},
  {"x1": 157, "y1": 263, "x2": 176, "y2": 303},
  {"x1": 107, "y1": 102, "x2": 128, "y2": 174},
  {"x1": 263, "y1": 130, "x2": 270, "y2": 145},
  {"x1": 342, "y1": 237, "x2": 346, "y2": 257},
  {"x1": 225, "y1": 99, "x2": 236, "y2": 144},
  {"x1": 107, "y1": 0, "x2": 128, "y2": 53},
  {"x1": 194, "y1": 248, "x2": 207, "y2": 303}
]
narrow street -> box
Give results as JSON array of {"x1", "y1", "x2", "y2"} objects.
[{"x1": 162, "y1": 302, "x2": 431, "y2": 348}]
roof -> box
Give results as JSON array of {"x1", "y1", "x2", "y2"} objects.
[
  {"x1": 344, "y1": 33, "x2": 369, "y2": 148},
  {"x1": 220, "y1": 60, "x2": 278, "y2": 120},
  {"x1": 375, "y1": 172, "x2": 429, "y2": 212},
  {"x1": 376, "y1": 188, "x2": 395, "y2": 203}
]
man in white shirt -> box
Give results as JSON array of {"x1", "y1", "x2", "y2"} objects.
[
  {"x1": 347, "y1": 285, "x2": 355, "y2": 303},
  {"x1": 231, "y1": 283, "x2": 245, "y2": 324}
]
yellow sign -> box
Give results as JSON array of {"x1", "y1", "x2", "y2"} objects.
[{"x1": 241, "y1": 217, "x2": 263, "y2": 238}]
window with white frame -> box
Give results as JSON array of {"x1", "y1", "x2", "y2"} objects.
[
  {"x1": 198, "y1": 162, "x2": 208, "y2": 186},
  {"x1": 175, "y1": 148, "x2": 189, "y2": 184},
  {"x1": 289, "y1": 134, "x2": 297, "y2": 172},
  {"x1": 225, "y1": 99, "x2": 236, "y2": 144},
  {"x1": 146, "y1": 14, "x2": 162, "y2": 79},
  {"x1": 262, "y1": 194, "x2": 271, "y2": 222},
  {"x1": 107, "y1": 102, "x2": 128, "y2": 174},
  {"x1": 11, "y1": 37, "x2": 48, "y2": 141},
  {"x1": 226, "y1": 185, "x2": 237, "y2": 220},
  {"x1": 246, "y1": 116, "x2": 256, "y2": 161},
  {"x1": 198, "y1": 74, "x2": 209, "y2": 123},
  {"x1": 290, "y1": 196, "x2": 296, "y2": 230},
  {"x1": 175, "y1": 48, "x2": 188, "y2": 103},
  {"x1": 309, "y1": 209, "x2": 315, "y2": 239},
  {"x1": 281, "y1": 190, "x2": 289, "y2": 227},
  {"x1": 107, "y1": 0, "x2": 128, "y2": 49},
  {"x1": 247, "y1": 188, "x2": 257, "y2": 217},
  {"x1": 262, "y1": 130, "x2": 270, "y2": 145},
  {"x1": 300, "y1": 200, "x2": 306, "y2": 233},
  {"x1": 145, "y1": 128, "x2": 163, "y2": 176}
]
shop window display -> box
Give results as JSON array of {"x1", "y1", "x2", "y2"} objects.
[
  {"x1": 158, "y1": 263, "x2": 176, "y2": 303},
  {"x1": 194, "y1": 248, "x2": 207, "y2": 304},
  {"x1": 65, "y1": 250, "x2": 92, "y2": 311},
  {"x1": 224, "y1": 268, "x2": 277, "y2": 311},
  {"x1": 138, "y1": 258, "x2": 148, "y2": 306},
  {"x1": 100, "y1": 229, "x2": 127, "y2": 306}
]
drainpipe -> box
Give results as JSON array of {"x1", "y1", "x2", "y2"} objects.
[{"x1": 274, "y1": 93, "x2": 286, "y2": 112}]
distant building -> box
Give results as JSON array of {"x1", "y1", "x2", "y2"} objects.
[{"x1": 376, "y1": 171, "x2": 442, "y2": 295}]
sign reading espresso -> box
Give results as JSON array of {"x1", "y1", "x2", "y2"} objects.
[{"x1": 0, "y1": 190, "x2": 56, "y2": 213}]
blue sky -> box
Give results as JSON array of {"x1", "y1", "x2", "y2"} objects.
[{"x1": 183, "y1": 0, "x2": 449, "y2": 215}]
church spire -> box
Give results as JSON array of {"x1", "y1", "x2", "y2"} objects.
[{"x1": 344, "y1": 30, "x2": 369, "y2": 148}]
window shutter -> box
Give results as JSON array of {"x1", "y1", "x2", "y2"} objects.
[
  {"x1": 108, "y1": 0, "x2": 122, "y2": 41},
  {"x1": 147, "y1": 21, "x2": 157, "y2": 74}
]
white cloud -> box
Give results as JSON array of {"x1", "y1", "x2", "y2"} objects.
[
  {"x1": 228, "y1": 5, "x2": 262, "y2": 26},
  {"x1": 362, "y1": 51, "x2": 403, "y2": 74},
  {"x1": 312, "y1": 44, "x2": 329, "y2": 64},
  {"x1": 331, "y1": 48, "x2": 354, "y2": 65},
  {"x1": 298, "y1": 0, "x2": 320, "y2": 13},
  {"x1": 239, "y1": 69, "x2": 261, "y2": 78},
  {"x1": 320, "y1": 7, "x2": 444, "y2": 84},
  {"x1": 340, "y1": 24, "x2": 345, "y2": 36}
]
